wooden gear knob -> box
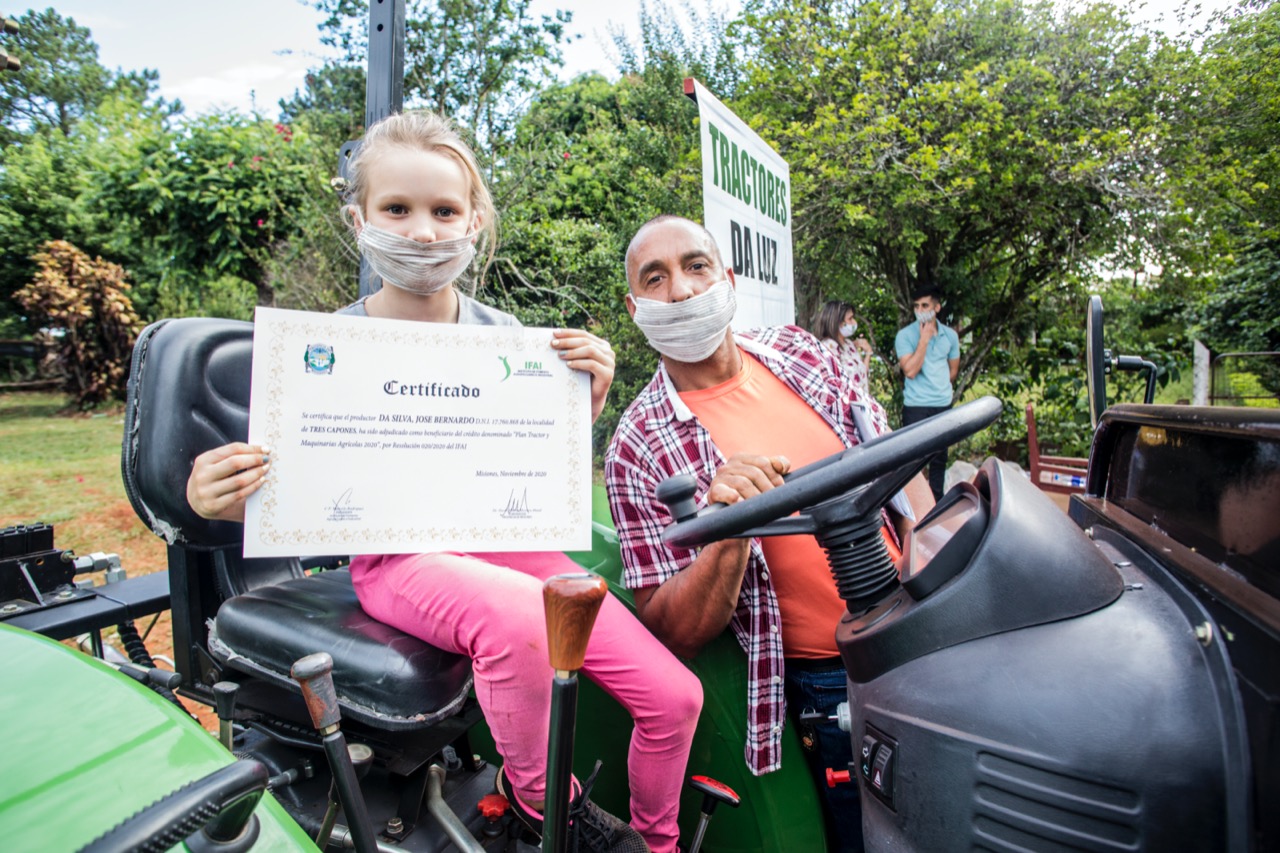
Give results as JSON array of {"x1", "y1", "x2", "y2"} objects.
[{"x1": 542, "y1": 573, "x2": 608, "y2": 672}]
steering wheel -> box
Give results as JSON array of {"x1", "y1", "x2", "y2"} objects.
[
  {"x1": 659, "y1": 396, "x2": 1003, "y2": 550},
  {"x1": 79, "y1": 760, "x2": 269, "y2": 853},
  {"x1": 1086, "y1": 295, "x2": 1107, "y2": 428}
]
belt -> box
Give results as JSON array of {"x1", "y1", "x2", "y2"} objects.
[{"x1": 785, "y1": 656, "x2": 844, "y2": 673}]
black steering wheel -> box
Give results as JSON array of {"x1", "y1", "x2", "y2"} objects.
[
  {"x1": 79, "y1": 760, "x2": 269, "y2": 853},
  {"x1": 660, "y1": 396, "x2": 1003, "y2": 550},
  {"x1": 1086, "y1": 295, "x2": 1107, "y2": 428}
]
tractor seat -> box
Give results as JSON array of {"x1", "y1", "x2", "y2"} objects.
[
  {"x1": 209, "y1": 568, "x2": 471, "y2": 728},
  {"x1": 121, "y1": 317, "x2": 473, "y2": 730}
]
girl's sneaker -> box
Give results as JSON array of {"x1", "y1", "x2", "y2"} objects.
[{"x1": 497, "y1": 761, "x2": 649, "y2": 852}]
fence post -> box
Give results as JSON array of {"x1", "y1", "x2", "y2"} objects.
[{"x1": 1193, "y1": 339, "x2": 1210, "y2": 406}]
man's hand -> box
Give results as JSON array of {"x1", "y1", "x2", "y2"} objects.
[
  {"x1": 186, "y1": 442, "x2": 270, "y2": 522},
  {"x1": 919, "y1": 318, "x2": 937, "y2": 345},
  {"x1": 706, "y1": 452, "x2": 791, "y2": 506},
  {"x1": 552, "y1": 328, "x2": 614, "y2": 423},
  {"x1": 633, "y1": 451, "x2": 789, "y2": 658}
]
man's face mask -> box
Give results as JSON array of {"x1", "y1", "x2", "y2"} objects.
[
  {"x1": 631, "y1": 280, "x2": 737, "y2": 363},
  {"x1": 352, "y1": 209, "x2": 476, "y2": 295},
  {"x1": 915, "y1": 308, "x2": 937, "y2": 324}
]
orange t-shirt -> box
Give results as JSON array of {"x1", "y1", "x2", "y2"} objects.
[{"x1": 679, "y1": 349, "x2": 848, "y2": 658}]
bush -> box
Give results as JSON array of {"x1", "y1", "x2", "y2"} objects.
[{"x1": 13, "y1": 241, "x2": 143, "y2": 408}]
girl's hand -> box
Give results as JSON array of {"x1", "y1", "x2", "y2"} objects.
[
  {"x1": 186, "y1": 442, "x2": 271, "y2": 522},
  {"x1": 854, "y1": 336, "x2": 873, "y2": 358},
  {"x1": 552, "y1": 328, "x2": 615, "y2": 423}
]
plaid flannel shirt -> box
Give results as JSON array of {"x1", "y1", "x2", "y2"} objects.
[{"x1": 604, "y1": 325, "x2": 889, "y2": 775}]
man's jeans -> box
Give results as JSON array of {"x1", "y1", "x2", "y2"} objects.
[
  {"x1": 901, "y1": 403, "x2": 953, "y2": 500},
  {"x1": 786, "y1": 661, "x2": 863, "y2": 852}
]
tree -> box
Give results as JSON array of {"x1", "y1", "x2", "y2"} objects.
[
  {"x1": 1157, "y1": 0, "x2": 1279, "y2": 371},
  {"x1": 736, "y1": 0, "x2": 1170, "y2": 393},
  {"x1": 0, "y1": 7, "x2": 163, "y2": 146},
  {"x1": 277, "y1": 61, "x2": 367, "y2": 142},
  {"x1": 310, "y1": 0, "x2": 573, "y2": 147}
]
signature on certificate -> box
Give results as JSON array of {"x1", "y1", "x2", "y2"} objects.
[
  {"x1": 499, "y1": 487, "x2": 539, "y2": 520},
  {"x1": 325, "y1": 488, "x2": 365, "y2": 523}
]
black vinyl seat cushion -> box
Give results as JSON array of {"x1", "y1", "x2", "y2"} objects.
[{"x1": 210, "y1": 569, "x2": 473, "y2": 730}]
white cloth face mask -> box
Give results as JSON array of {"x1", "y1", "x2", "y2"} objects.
[
  {"x1": 631, "y1": 279, "x2": 737, "y2": 363},
  {"x1": 840, "y1": 322, "x2": 856, "y2": 338},
  {"x1": 915, "y1": 309, "x2": 936, "y2": 324},
  {"x1": 353, "y1": 210, "x2": 476, "y2": 295}
]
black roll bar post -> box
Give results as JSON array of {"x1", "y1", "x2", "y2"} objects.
[{"x1": 337, "y1": 0, "x2": 406, "y2": 299}]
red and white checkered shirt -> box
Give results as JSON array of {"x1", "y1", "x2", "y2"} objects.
[{"x1": 605, "y1": 326, "x2": 889, "y2": 774}]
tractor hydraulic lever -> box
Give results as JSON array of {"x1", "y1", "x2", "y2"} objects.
[{"x1": 291, "y1": 652, "x2": 379, "y2": 853}]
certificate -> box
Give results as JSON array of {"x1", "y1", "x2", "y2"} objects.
[{"x1": 242, "y1": 307, "x2": 592, "y2": 557}]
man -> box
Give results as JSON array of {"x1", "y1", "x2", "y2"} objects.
[
  {"x1": 605, "y1": 215, "x2": 932, "y2": 852},
  {"x1": 894, "y1": 286, "x2": 961, "y2": 501}
]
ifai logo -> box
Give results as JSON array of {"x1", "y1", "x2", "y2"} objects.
[
  {"x1": 512, "y1": 358, "x2": 553, "y2": 379},
  {"x1": 498, "y1": 355, "x2": 512, "y2": 382}
]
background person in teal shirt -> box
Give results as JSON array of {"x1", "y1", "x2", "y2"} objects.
[{"x1": 895, "y1": 286, "x2": 961, "y2": 500}]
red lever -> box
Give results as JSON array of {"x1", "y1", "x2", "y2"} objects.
[{"x1": 826, "y1": 768, "x2": 852, "y2": 788}]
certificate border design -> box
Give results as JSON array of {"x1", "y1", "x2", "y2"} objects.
[{"x1": 252, "y1": 313, "x2": 587, "y2": 552}]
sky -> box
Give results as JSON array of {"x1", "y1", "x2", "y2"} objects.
[
  {"x1": 66, "y1": 0, "x2": 687, "y2": 117},
  {"x1": 66, "y1": 0, "x2": 1235, "y2": 118}
]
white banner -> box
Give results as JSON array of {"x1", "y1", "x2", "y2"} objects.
[{"x1": 688, "y1": 78, "x2": 795, "y2": 329}]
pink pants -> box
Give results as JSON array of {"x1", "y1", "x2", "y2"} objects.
[{"x1": 349, "y1": 550, "x2": 703, "y2": 853}]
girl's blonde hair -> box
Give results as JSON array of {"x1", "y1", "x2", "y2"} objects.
[{"x1": 343, "y1": 110, "x2": 497, "y2": 273}]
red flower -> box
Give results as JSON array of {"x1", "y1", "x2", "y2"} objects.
[
  {"x1": 257, "y1": 219, "x2": 265, "y2": 227},
  {"x1": 226, "y1": 159, "x2": 235, "y2": 168},
  {"x1": 563, "y1": 151, "x2": 571, "y2": 160},
  {"x1": 252, "y1": 155, "x2": 263, "y2": 162}
]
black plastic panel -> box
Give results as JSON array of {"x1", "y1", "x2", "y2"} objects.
[{"x1": 1099, "y1": 407, "x2": 1280, "y2": 598}]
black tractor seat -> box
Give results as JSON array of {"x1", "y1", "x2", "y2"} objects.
[
  {"x1": 209, "y1": 569, "x2": 471, "y2": 729},
  {"x1": 121, "y1": 317, "x2": 473, "y2": 730}
]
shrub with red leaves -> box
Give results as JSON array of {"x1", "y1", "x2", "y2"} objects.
[{"x1": 14, "y1": 241, "x2": 143, "y2": 408}]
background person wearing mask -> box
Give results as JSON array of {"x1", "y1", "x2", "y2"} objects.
[
  {"x1": 812, "y1": 299, "x2": 873, "y2": 397},
  {"x1": 894, "y1": 286, "x2": 961, "y2": 501}
]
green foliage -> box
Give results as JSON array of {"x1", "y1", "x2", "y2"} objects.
[
  {"x1": 736, "y1": 0, "x2": 1168, "y2": 396},
  {"x1": 311, "y1": 0, "x2": 573, "y2": 147},
  {"x1": 0, "y1": 120, "x2": 90, "y2": 317},
  {"x1": 100, "y1": 114, "x2": 324, "y2": 310},
  {"x1": 277, "y1": 62, "x2": 367, "y2": 141},
  {"x1": 1193, "y1": 243, "x2": 1280, "y2": 357},
  {"x1": 4, "y1": 0, "x2": 1277, "y2": 466},
  {"x1": 13, "y1": 241, "x2": 142, "y2": 408},
  {"x1": 1160, "y1": 0, "x2": 1280, "y2": 257}
]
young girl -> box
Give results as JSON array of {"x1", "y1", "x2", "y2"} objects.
[
  {"x1": 813, "y1": 299, "x2": 873, "y2": 397},
  {"x1": 186, "y1": 111, "x2": 701, "y2": 853}
]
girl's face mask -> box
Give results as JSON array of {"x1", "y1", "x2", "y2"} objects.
[
  {"x1": 840, "y1": 321, "x2": 857, "y2": 338},
  {"x1": 630, "y1": 279, "x2": 737, "y2": 364},
  {"x1": 351, "y1": 208, "x2": 476, "y2": 295}
]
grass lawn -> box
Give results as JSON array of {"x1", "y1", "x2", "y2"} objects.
[
  {"x1": 0, "y1": 391, "x2": 200, "y2": 721},
  {"x1": 0, "y1": 391, "x2": 167, "y2": 578}
]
